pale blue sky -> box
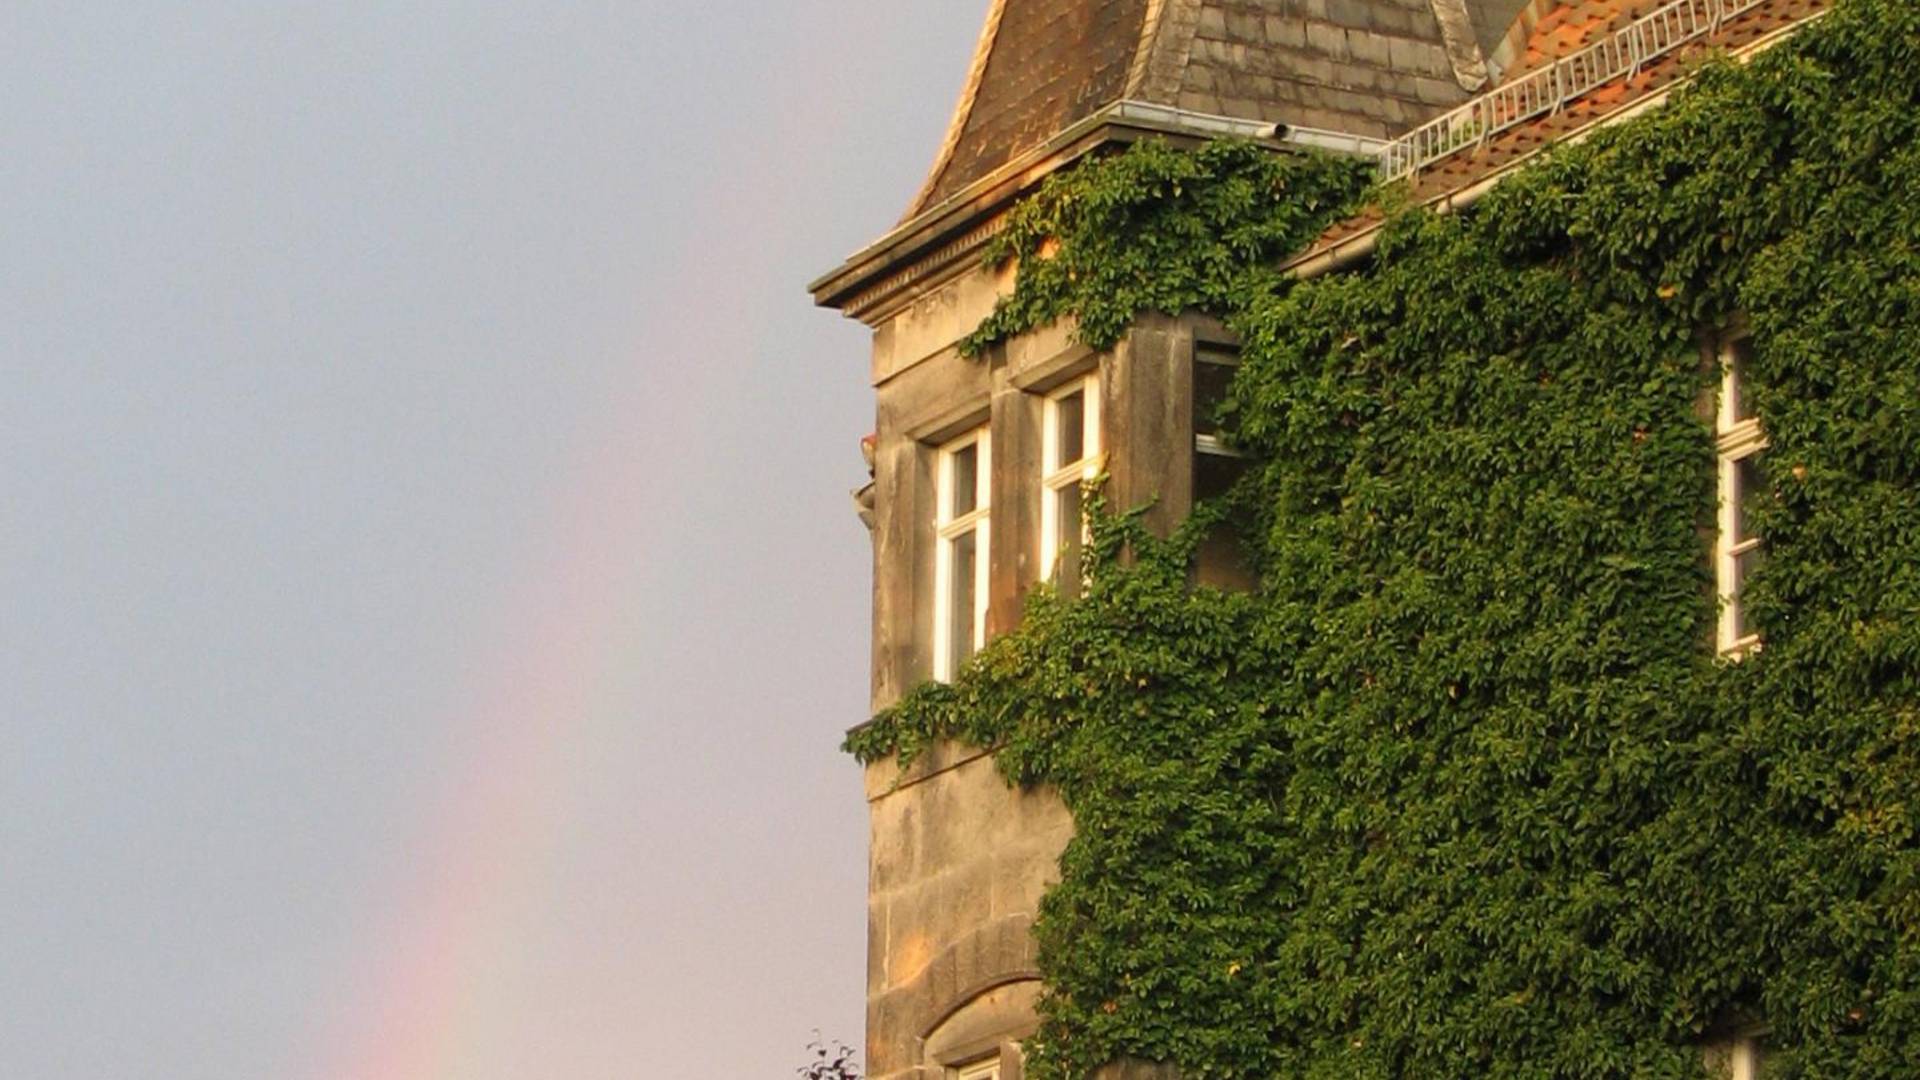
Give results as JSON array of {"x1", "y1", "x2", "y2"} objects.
[{"x1": 1, "y1": 4, "x2": 983, "y2": 1076}]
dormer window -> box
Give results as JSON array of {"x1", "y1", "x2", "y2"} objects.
[
  {"x1": 935, "y1": 427, "x2": 991, "y2": 680},
  {"x1": 1716, "y1": 336, "x2": 1766, "y2": 655},
  {"x1": 1041, "y1": 373, "x2": 1101, "y2": 590}
]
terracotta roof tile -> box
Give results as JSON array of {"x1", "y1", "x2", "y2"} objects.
[{"x1": 1294, "y1": 0, "x2": 1827, "y2": 264}]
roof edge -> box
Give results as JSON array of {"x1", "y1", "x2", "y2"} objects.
[
  {"x1": 899, "y1": 0, "x2": 1010, "y2": 224},
  {"x1": 809, "y1": 101, "x2": 1386, "y2": 320}
]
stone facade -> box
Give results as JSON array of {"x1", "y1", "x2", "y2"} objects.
[
  {"x1": 860, "y1": 741, "x2": 1065, "y2": 1080},
  {"x1": 813, "y1": 2, "x2": 1820, "y2": 1076},
  {"x1": 855, "y1": 244, "x2": 1245, "y2": 1077}
]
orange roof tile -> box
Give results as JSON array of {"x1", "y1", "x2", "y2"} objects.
[{"x1": 1292, "y1": 0, "x2": 1828, "y2": 267}]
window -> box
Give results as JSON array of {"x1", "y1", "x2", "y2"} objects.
[
  {"x1": 1040, "y1": 373, "x2": 1100, "y2": 589},
  {"x1": 954, "y1": 1058, "x2": 1000, "y2": 1080},
  {"x1": 935, "y1": 427, "x2": 991, "y2": 680},
  {"x1": 1716, "y1": 336, "x2": 1766, "y2": 655},
  {"x1": 1193, "y1": 345, "x2": 1254, "y2": 588},
  {"x1": 1729, "y1": 1035, "x2": 1762, "y2": 1080}
]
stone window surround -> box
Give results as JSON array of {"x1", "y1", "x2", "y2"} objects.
[{"x1": 921, "y1": 968, "x2": 1038, "y2": 1080}]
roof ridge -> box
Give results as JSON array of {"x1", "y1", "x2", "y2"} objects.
[
  {"x1": 1429, "y1": 0, "x2": 1494, "y2": 91},
  {"x1": 1125, "y1": 0, "x2": 1202, "y2": 104}
]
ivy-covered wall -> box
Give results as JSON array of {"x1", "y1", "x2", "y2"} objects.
[{"x1": 848, "y1": 3, "x2": 1920, "y2": 1076}]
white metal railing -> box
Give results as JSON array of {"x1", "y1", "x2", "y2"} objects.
[{"x1": 1379, "y1": 0, "x2": 1770, "y2": 180}]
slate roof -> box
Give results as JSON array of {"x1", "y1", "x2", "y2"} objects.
[
  {"x1": 906, "y1": 0, "x2": 1520, "y2": 219},
  {"x1": 827, "y1": 1, "x2": 1826, "y2": 317},
  {"x1": 909, "y1": 0, "x2": 1152, "y2": 222},
  {"x1": 1298, "y1": 0, "x2": 1829, "y2": 260}
]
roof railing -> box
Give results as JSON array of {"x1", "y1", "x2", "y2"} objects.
[{"x1": 1378, "y1": 0, "x2": 1769, "y2": 181}]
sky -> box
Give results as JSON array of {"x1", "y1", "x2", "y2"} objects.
[{"x1": 0, "y1": 4, "x2": 986, "y2": 1077}]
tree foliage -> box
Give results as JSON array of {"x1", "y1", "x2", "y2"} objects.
[{"x1": 849, "y1": 3, "x2": 1920, "y2": 1076}]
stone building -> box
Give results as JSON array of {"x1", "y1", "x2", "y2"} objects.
[{"x1": 809, "y1": 2, "x2": 1827, "y2": 1077}]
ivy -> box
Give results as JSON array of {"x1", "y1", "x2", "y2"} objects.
[
  {"x1": 849, "y1": 2, "x2": 1920, "y2": 1076},
  {"x1": 957, "y1": 139, "x2": 1373, "y2": 357}
]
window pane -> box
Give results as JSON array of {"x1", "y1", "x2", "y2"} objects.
[
  {"x1": 1736, "y1": 454, "x2": 1765, "y2": 544},
  {"x1": 949, "y1": 530, "x2": 977, "y2": 670},
  {"x1": 1733, "y1": 546, "x2": 1764, "y2": 640},
  {"x1": 1728, "y1": 338, "x2": 1756, "y2": 423},
  {"x1": 1055, "y1": 390, "x2": 1085, "y2": 465},
  {"x1": 1193, "y1": 354, "x2": 1238, "y2": 437},
  {"x1": 1055, "y1": 483, "x2": 1084, "y2": 595},
  {"x1": 1194, "y1": 453, "x2": 1255, "y2": 591},
  {"x1": 1195, "y1": 450, "x2": 1248, "y2": 504},
  {"x1": 949, "y1": 442, "x2": 978, "y2": 518}
]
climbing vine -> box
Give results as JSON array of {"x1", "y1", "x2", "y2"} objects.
[
  {"x1": 849, "y1": 2, "x2": 1920, "y2": 1077},
  {"x1": 956, "y1": 138, "x2": 1373, "y2": 358}
]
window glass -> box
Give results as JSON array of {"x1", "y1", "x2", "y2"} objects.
[
  {"x1": 949, "y1": 442, "x2": 978, "y2": 518},
  {"x1": 1732, "y1": 546, "x2": 1763, "y2": 641},
  {"x1": 949, "y1": 530, "x2": 977, "y2": 672},
  {"x1": 1735, "y1": 454, "x2": 1764, "y2": 544},
  {"x1": 1193, "y1": 351, "x2": 1238, "y2": 436},
  {"x1": 1055, "y1": 389, "x2": 1085, "y2": 465},
  {"x1": 1196, "y1": 450, "x2": 1247, "y2": 503},
  {"x1": 1054, "y1": 482, "x2": 1083, "y2": 592},
  {"x1": 1041, "y1": 374, "x2": 1099, "y2": 587},
  {"x1": 935, "y1": 427, "x2": 990, "y2": 681},
  {"x1": 1193, "y1": 346, "x2": 1252, "y2": 591},
  {"x1": 1727, "y1": 338, "x2": 1756, "y2": 423}
]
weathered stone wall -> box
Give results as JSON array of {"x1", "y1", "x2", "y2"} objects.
[
  {"x1": 862, "y1": 741, "x2": 1073, "y2": 1079},
  {"x1": 860, "y1": 251, "x2": 1240, "y2": 1077},
  {"x1": 862, "y1": 260, "x2": 1075, "y2": 1077}
]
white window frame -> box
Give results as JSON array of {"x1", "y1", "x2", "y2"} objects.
[
  {"x1": 934, "y1": 427, "x2": 991, "y2": 681},
  {"x1": 1716, "y1": 335, "x2": 1767, "y2": 656},
  {"x1": 1040, "y1": 373, "x2": 1101, "y2": 582}
]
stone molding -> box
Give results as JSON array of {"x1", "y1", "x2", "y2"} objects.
[{"x1": 870, "y1": 913, "x2": 1043, "y2": 1071}]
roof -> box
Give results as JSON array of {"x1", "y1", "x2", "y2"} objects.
[
  {"x1": 817, "y1": 1, "x2": 1826, "y2": 322},
  {"x1": 904, "y1": 0, "x2": 1517, "y2": 220},
  {"x1": 1295, "y1": 0, "x2": 1828, "y2": 264}
]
